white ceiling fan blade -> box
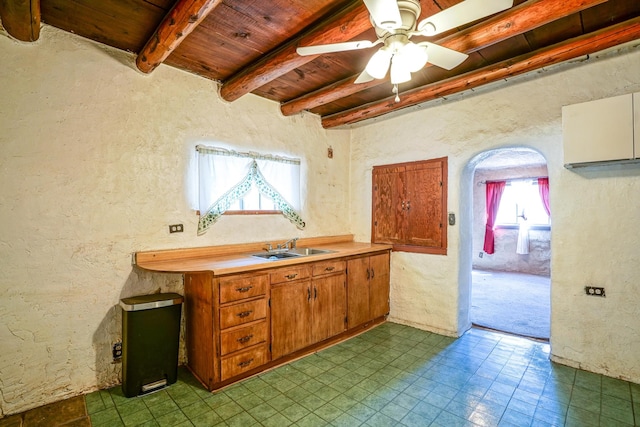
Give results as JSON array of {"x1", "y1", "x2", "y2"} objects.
[
  {"x1": 363, "y1": 0, "x2": 403, "y2": 30},
  {"x1": 419, "y1": 42, "x2": 469, "y2": 70},
  {"x1": 296, "y1": 40, "x2": 375, "y2": 56},
  {"x1": 417, "y1": 0, "x2": 514, "y2": 36},
  {"x1": 354, "y1": 70, "x2": 375, "y2": 84}
]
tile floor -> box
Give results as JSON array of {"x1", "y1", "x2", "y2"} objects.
[{"x1": 4, "y1": 323, "x2": 639, "y2": 426}]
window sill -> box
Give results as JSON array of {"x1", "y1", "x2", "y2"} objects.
[{"x1": 496, "y1": 224, "x2": 551, "y2": 231}]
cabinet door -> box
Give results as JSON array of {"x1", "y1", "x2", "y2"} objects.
[
  {"x1": 312, "y1": 273, "x2": 346, "y2": 343},
  {"x1": 372, "y1": 166, "x2": 405, "y2": 244},
  {"x1": 562, "y1": 94, "x2": 634, "y2": 164},
  {"x1": 405, "y1": 161, "x2": 445, "y2": 248},
  {"x1": 369, "y1": 252, "x2": 390, "y2": 320},
  {"x1": 347, "y1": 257, "x2": 371, "y2": 329},
  {"x1": 271, "y1": 281, "x2": 312, "y2": 359}
]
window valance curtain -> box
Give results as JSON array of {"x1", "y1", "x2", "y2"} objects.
[{"x1": 197, "y1": 146, "x2": 305, "y2": 235}]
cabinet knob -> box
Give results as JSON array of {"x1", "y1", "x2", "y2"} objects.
[
  {"x1": 238, "y1": 358, "x2": 254, "y2": 368},
  {"x1": 237, "y1": 310, "x2": 253, "y2": 318},
  {"x1": 237, "y1": 334, "x2": 253, "y2": 344}
]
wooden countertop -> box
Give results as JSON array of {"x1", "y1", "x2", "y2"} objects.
[{"x1": 134, "y1": 235, "x2": 392, "y2": 276}]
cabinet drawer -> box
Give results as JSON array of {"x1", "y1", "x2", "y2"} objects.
[
  {"x1": 220, "y1": 321, "x2": 268, "y2": 356},
  {"x1": 220, "y1": 299, "x2": 267, "y2": 329},
  {"x1": 219, "y1": 274, "x2": 268, "y2": 304},
  {"x1": 270, "y1": 266, "x2": 310, "y2": 284},
  {"x1": 221, "y1": 344, "x2": 268, "y2": 381},
  {"x1": 312, "y1": 260, "x2": 346, "y2": 276}
]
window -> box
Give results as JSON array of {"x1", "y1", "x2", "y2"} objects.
[
  {"x1": 372, "y1": 157, "x2": 448, "y2": 255},
  {"x1": 495, "y1": 179, "x2": 550, "y2": 227},
  {"x1": 196, "y1": 146, "x2": 304, "y2": 235}
]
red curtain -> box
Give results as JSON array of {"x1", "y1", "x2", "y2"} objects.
[
  {"x1": 538, "y1": 177, "x2": 551, "y2": 216},
  {"x1": 483, "y1": 180, "x2": 506, "y2": 254}
]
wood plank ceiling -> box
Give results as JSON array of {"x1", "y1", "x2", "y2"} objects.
[{"x1": 2, "y1": 0, "x2": 639, "y2": 128}]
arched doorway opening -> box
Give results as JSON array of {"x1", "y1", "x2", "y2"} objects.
[{"x1": 461, "y1": 148, "x2": 551, "y2": 340}]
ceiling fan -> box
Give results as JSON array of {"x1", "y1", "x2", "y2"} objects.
[{"x1": 297, "y1": 0, "x2": 514, "y2": 100}]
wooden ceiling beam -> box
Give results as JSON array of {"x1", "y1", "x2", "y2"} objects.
[
  {"x1": 219, "y1": 2, "x2": 371, "y2": 102},
  {"x1": 321, "y1": 17, "x2": 640, "y2": 128},
  {"x1": 136, "y1": 0, "x2": 223, "y2": 74},
  {"x1": 0, "y1": 0, "x2": 40, "y2": 42},
  {"x1": 281, "y1": 0, "x2": 607, "y2": 116}
]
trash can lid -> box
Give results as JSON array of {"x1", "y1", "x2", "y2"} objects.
[{"x1": 119, "y1": 292, "x2": 183, "y2": 312}]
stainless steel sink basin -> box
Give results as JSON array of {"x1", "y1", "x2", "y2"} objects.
[
  {"x1": 251, "y1": 252, "x2": 301, "y2": 260},
  {"x1": 289, "y1": 248, "x2": 335, "y2": 256},
  {"x1": 250, "y1": 247, "x2": 335, "y2": 261}
]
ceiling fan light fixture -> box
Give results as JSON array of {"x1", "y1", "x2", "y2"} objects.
[
  {"x1": 365, "y1": 48, "x2": 392, "y2": 79},
  {"x1": 390, "y1": 56, "x2": 411, "y2": 85},
  {"x1": 397, "y1": 42, "x2": 429, "y2": 73}
]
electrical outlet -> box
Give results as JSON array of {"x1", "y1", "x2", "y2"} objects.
[
  {"x1": 169, "y1": 224, "x2": 184, "y2": 233},
  {"x1": 585, "y1": 286, "x2": 605, "y2": 297},
  {"x1": 479, "y1": 252, "x2": 483, "y2": 258},
  {"x1": 112, "y1": 342, "x2": 123, "y2": 361}
]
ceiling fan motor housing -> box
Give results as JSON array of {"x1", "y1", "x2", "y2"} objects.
[{"x1": 373, "y1": 0, "x2": 421, "y2": 37}]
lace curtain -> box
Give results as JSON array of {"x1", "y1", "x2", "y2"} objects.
[{"x1": 197, "y1": 146, "x2": 305, "y2": 235}]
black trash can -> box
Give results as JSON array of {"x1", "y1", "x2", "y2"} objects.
[{"x1": 119, "y1": 292, "x2": 183, "y2": 397}]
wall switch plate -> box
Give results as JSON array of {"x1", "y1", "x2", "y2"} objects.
[
  {"x1": 169, "y1": 224, "x2": 184, "y2": 233},
  {"x1": 328, "y1": 147, "x2": 333, "y2": 159},
  {"x1": 585, "y1": 286, "x2": 606, "y2": 297},
  {"x1": 448, "y1": 212, "x2": 456, "y2": 225},
  {"x1": 479, "y1": 252, "x2": 483, "y2": 258}
]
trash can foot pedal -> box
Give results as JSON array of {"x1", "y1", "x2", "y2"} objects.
[{"x1": 142, "y1": 379, "x2": 167, "y2": 394}]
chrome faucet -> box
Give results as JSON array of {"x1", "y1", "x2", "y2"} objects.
[{"x1": 277, "y1": 237, "x2": 298, "y2": 251}]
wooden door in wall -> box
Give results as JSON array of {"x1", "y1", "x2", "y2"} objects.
[
  {"x1": 372, "y1": 165, "x2": 405, "y2": 244},
  {"x1": 404, "y1": 161, "x2": 444, "y2": 248}
]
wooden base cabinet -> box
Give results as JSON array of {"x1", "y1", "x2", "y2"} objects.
[
  {"x1": 184, "y1": 271, "x2": 270, "y2": 390},
  {"x1": 271, "y1": 260, "x2": 347, "y2": 359},
  {"x1": 347, "y1": 252, "x2": 390, "y2": 329},
  {"x1": 183, "y1": 250, "x2": 388, "y2": 391}
]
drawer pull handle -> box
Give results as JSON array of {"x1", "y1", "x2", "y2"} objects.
[
  {"x1": 237, "y1": 310, "x2": 253, "y2": 318},
  {"x1": 284, "y1": 273, "x2": 298, "y2": 279},
  {"x1": 237, "y1": 334, "x2": 253, "y2": 344},
  {"x1": 238, "y1": 358, "x2": 254, "y2": 368},
  {"x1": 236, "y1": 285, "x2": 253, "y2": 293},
  {"x1": 325, "y1": 266, "x2": 335, "y2": 271}
]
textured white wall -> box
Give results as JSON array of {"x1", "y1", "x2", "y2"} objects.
[
  {"x1": 472, "y1": 165, "x2": 551, "y2": 276},
  {"x1": 350, "y1": 43, "x2": 640, "y2": 383},
  {"x1": 0, "y1": 26, "x2": 350, "y2": 415}
]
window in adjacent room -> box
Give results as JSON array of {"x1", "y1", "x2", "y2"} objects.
[
  {"x1": 495, "y1": 179, "x2": 550, "y2": 228},
  {"x1": 196, "y1": 145, "x2": 305, "y2": 235}
]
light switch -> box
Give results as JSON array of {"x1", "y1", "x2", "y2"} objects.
[{"x1": 448, "y1": 213, "x2": 455, "y2": 226}]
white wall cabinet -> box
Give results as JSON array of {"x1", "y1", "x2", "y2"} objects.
[{"x1": 562, "y1": 92, "x2": 639, "y2": 167}]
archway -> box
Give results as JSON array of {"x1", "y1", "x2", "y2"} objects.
[{"x1": 460, "y1": 147, "x2": 551, "y2": 340}]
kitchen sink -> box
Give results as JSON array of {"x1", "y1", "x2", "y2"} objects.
[
  {"x1": 251, "y1": 252, "x2": 301, "y2": 260},
  {"x1": 250, "y1": 247, "x2": 335, "y2": 261},
  {"x1": 289, "y1": 248, "x2": 335, "y2": 256}
]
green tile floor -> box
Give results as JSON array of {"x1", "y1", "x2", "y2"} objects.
[{"x1": 86, "y1": 323, "x2": 640, "y2": 426}]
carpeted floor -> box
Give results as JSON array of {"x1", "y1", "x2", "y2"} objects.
[{"x1": 471, "y1": 269, "x2": 550, "y2": 340}]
